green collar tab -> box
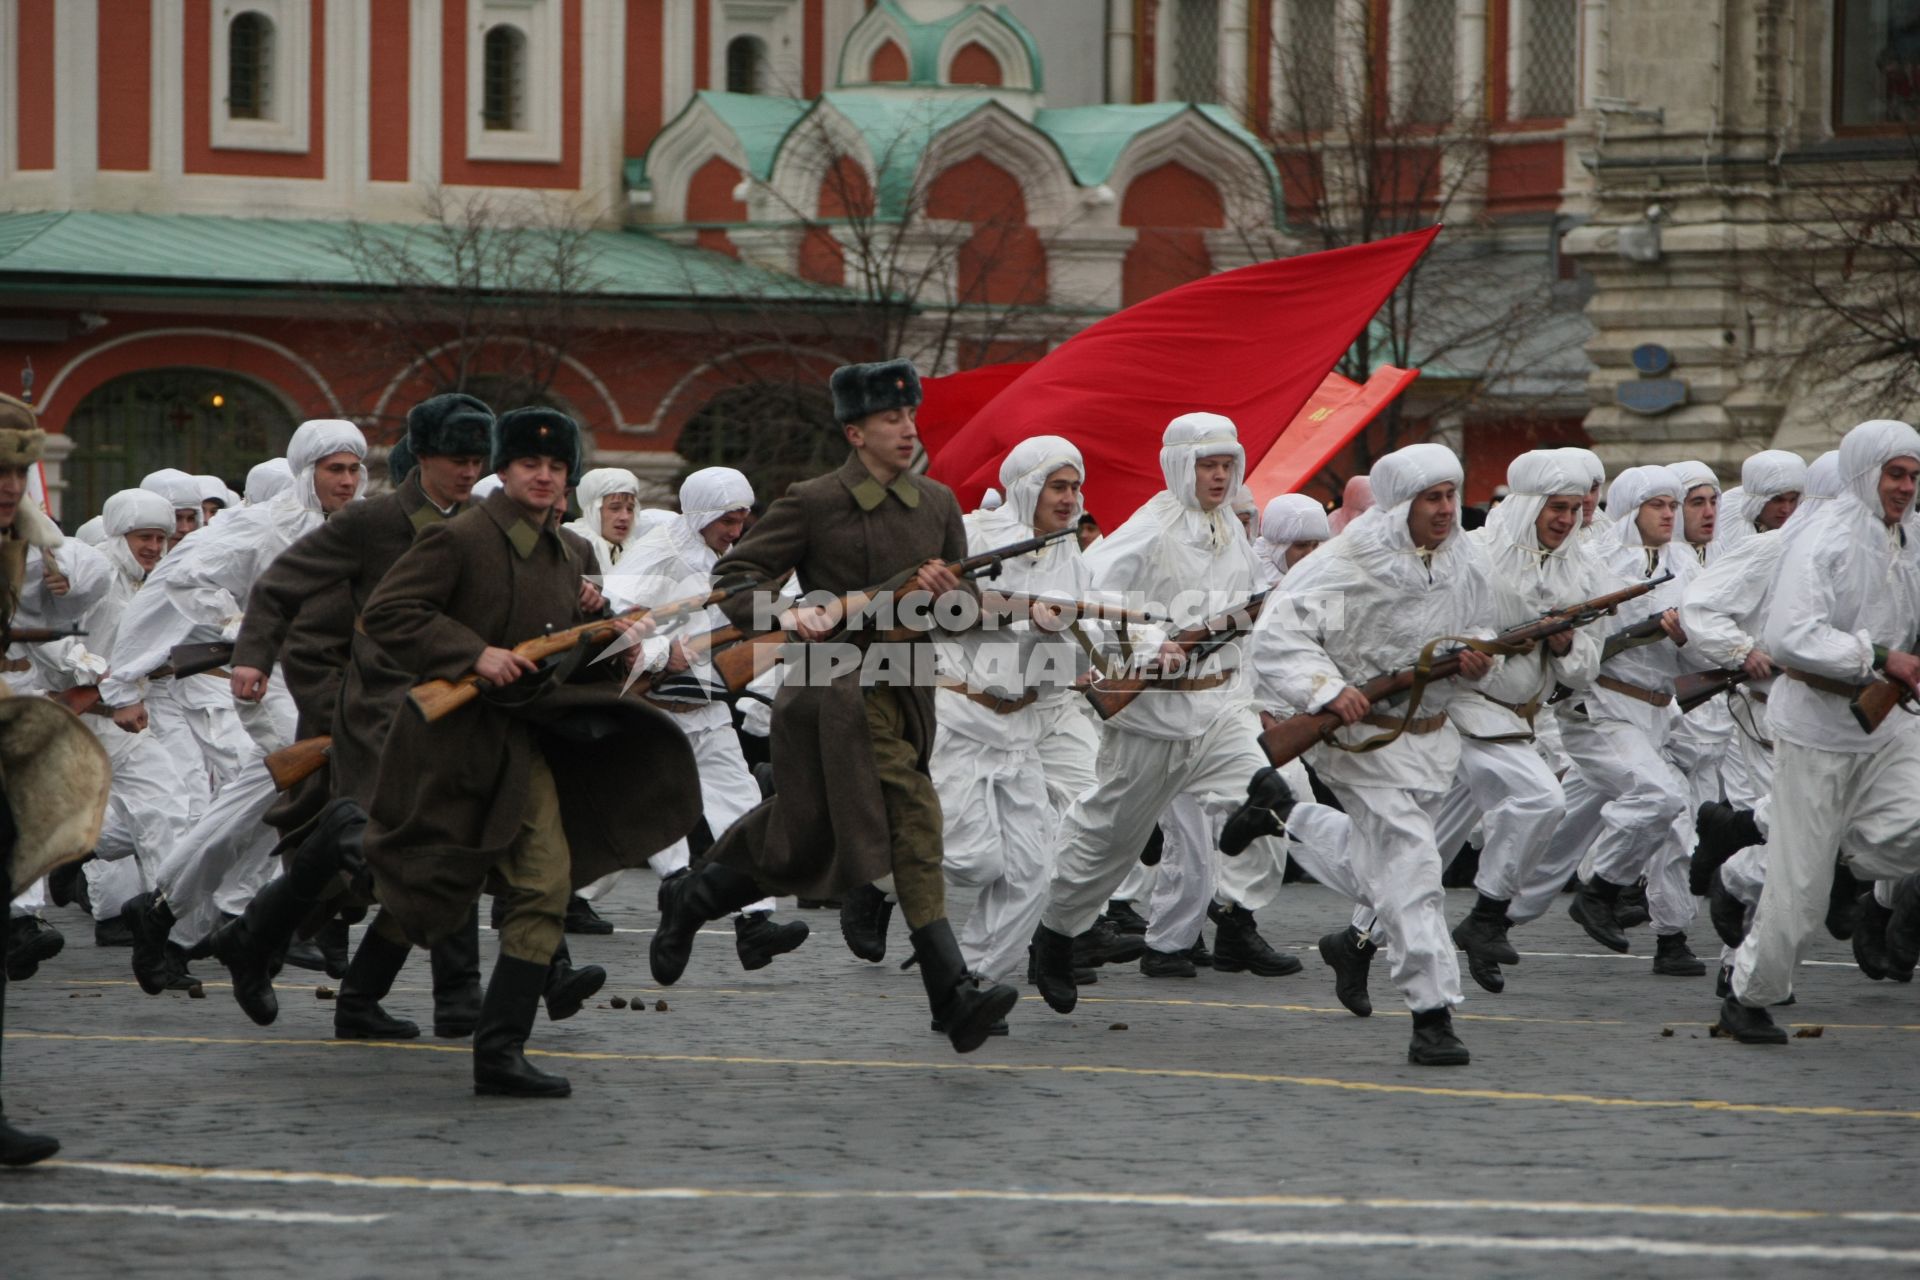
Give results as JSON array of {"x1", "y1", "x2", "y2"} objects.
[
  {"x1": 846, "y1": 464, "x2": 920, "y2": 513},
  {"x1": 506, "y1": 517, "x2": 542, "y2": 559}
]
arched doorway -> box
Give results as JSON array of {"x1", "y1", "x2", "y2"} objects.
[
  {"x1": 674, "y1": 382, "x2": 843, "y2": 502},
  {"x1": 62, "y1": 369, "x2": 297, "y2": 522}
]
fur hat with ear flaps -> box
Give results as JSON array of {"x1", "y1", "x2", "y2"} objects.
[
  {"x1": 491, "y1": 407, "x2": 582, "y2": 478},
  {"x1": 830, "y1": 359, "x2": 922, "y2": 425},
  {"x1": 407, "y1": 392, "x2": 494, "y2": 459},
  {"x1": 0, "y1": 392, "x2": 46, "y2": 468}
]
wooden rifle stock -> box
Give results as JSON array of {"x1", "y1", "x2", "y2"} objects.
[
  {"x1": 1, "y1": 625, "x2": 88, "y2": 645},
  {"x1": 167, "y1": 641, "x2": 234, "y2": 678},
  {"x1": 1851, "y1": 676, "x2": 1911, "y2": 733},
  {"x1": 52, "y1": 685, "x2": 103, "y2": 717},
  {"x1": 1082, "y1": 591, "x2": 1269, "y2": 721},
  {"x1": 1261, "y1": 574, "x2": 1672, "y2": 766},
  {"x1": 265, "y1": 735, "x2": 332, "y2": 791},
  {"x1": 407, "y1": 574, "x2": 768, "y2": 723},
  {"x1": 1674, "y1": 668, "x2": 1752, "y2": 714}
]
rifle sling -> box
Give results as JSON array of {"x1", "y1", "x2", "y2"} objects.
[
  {"x1": 1785, "y1": 668, "x2": 1870, "y2": 699},
  {"x1": 1594, "y1": 674, "x2": 1673, "y2": 708},
  {"x1": 1322, "y1": 634, "x2": 1529, "y2": 756}
]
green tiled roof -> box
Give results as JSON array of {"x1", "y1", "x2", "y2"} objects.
[
  {"x1": 0, "y1": 210, "x2": 838, "y2": 302},
  {"x1": 804, "y1": 91, "x2": 1012, "y2": 217},
  {"x1": 687, "y1": 91, "x2": 811, "y2": 180},
  {"x1": 848, "y1": 1, "x2": 1043, "y2": 90},
  {"x1": 1036, "y1": 102, "x2": 1282, "y2": 206}
]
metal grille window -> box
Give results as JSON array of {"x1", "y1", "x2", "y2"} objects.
[
  {"x1": 1278, "y1": 0, "x2": 1338, "y2": 130},
  {"x1": 482, "y1": 23, "x2": 528, "y2": 131},
  {"x1": 1401, "y1": 0, "x2": 1457, "y2": 124},
  {"x1": 1170, "y1": 0, "x2": 1220, "y2": 102},
  {"x1": 1835, "y1": 0, "x2": 1920, "y2": 128},
  {"x1": 1517, "y1": 0, "x2": 1577, "y2": 118},
  {"x1": 226, "y1": 11, "x2": 274, "y2": 121},
  {"x1": 726, "y1": 35, "x2": 769, "y2": 94}
]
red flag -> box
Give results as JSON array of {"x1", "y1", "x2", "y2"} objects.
[
  {"x1": 917, "y1": 362, "x2": 1033, "y2": 460},
  {"x1": 924, "y1": 226, "x2": 1440, "y2": 527},
  {"x1": 1245, "y1": 364, "x2": 1419, "y2": 503}
]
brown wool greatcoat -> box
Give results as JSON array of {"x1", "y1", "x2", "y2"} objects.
[
  {"x1": 707, "y1": 451, "x2": 969, "y2": 900},
  {"x1": 357, "y1": 489, "x2": 701, "y2": 947},
  {"x1": 233, "y1": 472, "x2": 452, "y2": 831}
]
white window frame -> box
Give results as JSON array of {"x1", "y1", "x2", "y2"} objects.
[
  {"x1": 210, "y1": 0, "x2": 311, "y2": 153},
  {"x1": 467, "y1": 0, "x2": 562, "y2": 164},
  {"x1": 1506, "y1": 0, "x2": 1577, "y2": 120},
  {"x1": 715, "y1": 1, "x2": 803, "y2": 98}
]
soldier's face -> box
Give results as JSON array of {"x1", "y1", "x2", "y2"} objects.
[
  {"x1": 1879, "y1": 458, "x2": 1920, "y2": 524},
  {"x1": 1757, "y1": 491, "x2": 1799, "y2": 530},
  {"x1": 201, "y1": 499, "x2": 225, "y2": 524},
  {"x1": 1636, "y1": 495, "x2": 1677, "y2": 545},
  {"x1": 600, "y1": 493, "x2": 636, "y2": 545},
  {"x1": 125, "y1": 529, "x2": 167, "y2": 571},
  {"x1": 847, "y1": 407, "x2": 918, "y2": 473},
  {"x1": 1406, "y1": 482, "x2": 1457, "y2": 550},
  {"x1": 171, "y1": 509, "x2": 199, "y2": 546},
  {"x1": 1683, "y1": 485, "x2": 1718, "y2": 545},
  {"x1": 1192, "y1": 456, "x2": 1235, "y2": 511},
  {"x1": 0, "y1": 465, "x2": 24, "y2": 530},
  {"x1": 1283, "y1": 539, "x2": 1322, "y2": 569},
  {"x1": 418, "y1": 453, "x2": 487, "y2": 506},
  {"x1": 502, "y1": 455, "x2": 569, "y2": 516},
  {"x1": 702, "y1": 509, "x2": 749, "y2": 553},
  {"x1": 314, "y1": 452, "x2": 363, "y2": 514},
  {"x1": 1033, "y1": 466, "x2": 1081, "y2": 534},
  {"x1": 1535, "y1": 495, "x2": 1582, "y2": 550},
  {"x1": 1582, "y1": 482, "x2": 1600, "y2": 526}
]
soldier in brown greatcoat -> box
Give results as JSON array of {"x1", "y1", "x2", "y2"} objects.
[
  {"x1": 205, "y1": 407, "x2": 701, "y2": 1098},
  {"x1": 647, "y1": 359, "x2": 1020, "y2": 1054}
]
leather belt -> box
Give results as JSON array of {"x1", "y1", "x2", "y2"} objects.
[
  {"x1": 1747, "y1": 688, "x2": 1768, "y2": 705},
  {"x1": 1595, "y1": 674, "x2": 1673, "y2": 708},
  {"x1": 1360, "y1": 711, "x2": 1446, "y2": 735},
  {"x1": 1786, "y1": 668, "x2": 1867, "y2": 699},
  {"x1": 642, "y1": 695, "x2": 710, "y2": 715},
  {"x1": 940, "y1": 681, "x2": 1041, "y2": 715},
  {"x1": 1481, "y1": 693, "x2": 1543, "y2": 723},
  {"x1": 1, "y1": 658, "x2": 29, "y2": 673}
]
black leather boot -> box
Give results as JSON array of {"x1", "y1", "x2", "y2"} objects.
[
  {"x1": 1140, "y1": 946, "x2": 1197, "y2": 977},
  {"x1": 735, "y1": 911, "x2": 809, "y2": 970},
  {"x1": 5, "y1": 915, "x2": 63, "y2": 982},
  {"x1": 1614, "y1": 879, "x2": 1652, "y2": 929},
  {"x1": 1408, "y1": 1006, "x2": 1470, "y2": 1065},
  {"x1": 1568, "y1": 876, "x2": 1631, "y2": 952},
  {"x1": 650, "y1": 862, "x2": 766, "y2": 986},
  {"x1": 911, "y1": 919, "x2": 1018, "y2": 1054},
  {"x1": 1714, "y1": 995, "x2": 1787, "y2": 1044},
  {"x1": 1886, "y1": 873, "x2": 1920, "y2": 977},
  {"x1": 1209, "y1": 903, "x2": 1302, "y2": 976},
  {"x1": 1219, "y1": 767, "x2": 1296, "y2": 857},
  {"x1": 333, "y1": 930, "x2": 420, "y2": 1040},
  {"x1": 1031, "y1": 923, "x2": 1078, "y2": 1013},
  {"x1": 0, "y1": 970, "x2": 57, "y2": 1167},
  {"x1": 1105, "y1": 899, "x2": 1148, "y2": 935},
  {"x1": 1450, "y1": 895, "x2": 1518, "y2": 993},
  {"x1": 1854, "y1": 893, "x2": 1894, "y2": 981},
  {"x1": 198, "y1": 798, "x2": 363, "y2": 1026},
  {"x1": 544, "y1": 939, "x2": 606, "y2": 1021},
  {"x1": 1652, "y1": 931, "x2": 1706, "y2": 976},
  {"x1": 1691, "y1": 801, "x2": 1763, "y2": 896},
  {"x1": 1708, "y1": 868, "x2": 1750, "y2": 948},
  {"x1": 1074, "y1": 915, "x2": 1145, "y2": 969},
  {"x1": 1318, "y1": 926, "x2": 1375, "y2": 1017},
  {"x1": 474, "y1": 954, "x2": 571, "y2": 1098},
  {"x1": 837, "y1": 882, "x2": 893, "y2": 963},
  {"x1": 430, "y1": 905, "x2": 483, "y2": 1038},
  {"x1": 564, "y1": 894, "x2": 614, "y2": 935},
  {"x1": 121, "y1": 890, "x2": 178, "y2": 996}
]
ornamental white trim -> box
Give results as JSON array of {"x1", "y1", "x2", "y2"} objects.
[
  {"x1": 1104, "y1": 108, "x2": 1277, "y2": 231},
  {"x1": 934, "y1": 7, "x2": 1036, "y2": 91},
  {"x1": 466, "y1": 0, "x2": 563, "y2": 164},
  {"x1": 210, "y1": 0, "x2": 312, "y2": 155},
  {"x1": 836, "y1": 3, "x2": 913, "y2": 86},
  {"x1": 642, "y1": 96, "x2": 757, "y2": 224},
  {"x1": 911, "y1": 102, "x2": 1077, "y2": 224}
]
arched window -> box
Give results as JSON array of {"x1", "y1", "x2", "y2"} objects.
[
  {"x1": 227, "y1": 11, "x2": 275, "y2": 120},
  {"x1": 725, "y1": 35, "x2": 770, "y2": 94},
  {"x1": 482, "y1": 23, "x2": 529, "y2": 131},
  {"x1": 1169, "y1": 0, "x2": 1219, "y2": 102}
]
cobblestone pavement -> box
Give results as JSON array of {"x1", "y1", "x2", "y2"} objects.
[{"x1": 3, "y1": 880, "x2": 1918, "y2": 1278}]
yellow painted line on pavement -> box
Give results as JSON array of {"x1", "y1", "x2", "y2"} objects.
[
  {"x1": 40, "y1": 1159, "x2": 1920, "y2": 1229},
  {"x1": 1207, "y1": 1228, "x2": 1920, "y2": 1264},
  {"x1": 13, "y1": 1030, "x2": 1920, "y2": 1122}
]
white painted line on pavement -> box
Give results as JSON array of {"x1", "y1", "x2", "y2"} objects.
[
  {"x1": 0, "y1": 1200, "x2": 387, "y2": 1225},
  {"x1": 1207, "y1": 1228, "x2": 1920, "y2": 1264},
  {"x1": 46, "y1": 1162, "x2": 1920, "y2": 1228}
]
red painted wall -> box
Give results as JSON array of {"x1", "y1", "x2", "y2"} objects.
[
  {"x1": 927, "y1": 156, "x2": 1045, "y2": 306},
  {"x1": 440, "y1": 0, "x2": 583, "y2": 189},
  {"x1": 948, "y1": 42, "x2": 1002, "y2": 87},
  {"x1": 802, "y1": 0, "x2": 824, "y2": 96},
  {"x1": 367, "y1": 0, "x2": 409, "y2": 182},
  {"x1": 868, "y1": 40, "x2": 908, "y2": 83},
  {"x1": 1485, "y1": 138, "x2": 1565, "y2": 216},
  {"x1": 16, "y1": 0, "x2": 57, "y2": 170},
  {"x1": 1120, "y1": 162, "x2": 1224, "y2": 305},
  {"x1": 625, "y1": 0, "x2": 665, "y2": 156},
  {"x1": 693, "y1": 0, "x2": 710, "y2": 90},
  {"x1": 98, "y1": 0, "x2": 153, "y2": 172}
]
